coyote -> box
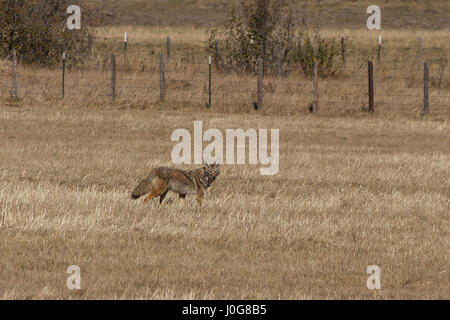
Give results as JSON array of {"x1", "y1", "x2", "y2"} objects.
[{"x1": 131, "y1": 163, "x2": 220, "y2": 206}]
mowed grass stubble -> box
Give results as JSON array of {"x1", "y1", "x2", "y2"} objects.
[{"x1": 0, "y1": 104, "x2": 448, "y2": 299}]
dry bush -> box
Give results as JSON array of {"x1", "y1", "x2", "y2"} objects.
[
  {"x1": 0, "y1": 0, "x2": 98, "y2": 66},
  {"x1": 208, "y1": 0, "x2": 339, "y2": 76}
]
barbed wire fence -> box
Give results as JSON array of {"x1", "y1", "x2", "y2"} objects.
[{"x1": 0, "y1": 36, "x2": 448, "y2": 116}]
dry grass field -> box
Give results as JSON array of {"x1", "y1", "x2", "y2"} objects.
[
  {"x1": 0, "y1": 103, "x2": 448, "y2": 299},
  {"x1": 0, "y1": 3, "x2": 449, "y2": 299}
]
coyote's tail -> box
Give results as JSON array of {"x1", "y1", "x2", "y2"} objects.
[{"x1": 131, "y1": 176, "x2": 152, "y2": 199}]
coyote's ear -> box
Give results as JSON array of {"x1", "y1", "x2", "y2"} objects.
[{"x1": 205, "y1": 160, "x2": 220, "y2": 168}]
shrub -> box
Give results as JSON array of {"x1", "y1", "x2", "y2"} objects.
[
  {"x1": 209, "y1": 0, "x2": 339, "y2": 77},
  {"x1": 0, "y1": 0, "x2": 98, "y2": 67},
  {"x1": 294, "y1": 31, "x2": 339, "y2": 77}
]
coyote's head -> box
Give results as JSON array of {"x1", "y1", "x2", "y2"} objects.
[{"x1": 202, "y1": 162, "x2": 220, "y2": 187}]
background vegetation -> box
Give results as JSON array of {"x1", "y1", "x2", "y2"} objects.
[
  {"x1": 208, "y1": 0, "x2": 339, "y2": 76},
  {"x1": 0, "y1": 0, "x2": 97, "y2": 66}
]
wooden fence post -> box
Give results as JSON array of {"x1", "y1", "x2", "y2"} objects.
[
  {"x1": 257, "y1": 58, "x2": 262, "y2": 111},
  {"x1": 341, "y1": 37, "x2": 346, "y2": 64},
  {"x1": 208, "y1": 56, "x2": 212, "y2": 108},
  {"x1": 11, "y1": 49, "x2": 17, "y2": 100},
  {"x1": 110, "y1": 54, "x2": 116, "y2": 100},
  {"x1": 159, "y1": 53, "x2": 165, "y2": 102},
  {"x1": 167, "y1": 36, "x2": 171, "y2": 61},
  {"x1": 313, "y1": 61, "x2": 319, "y2": 112},
  {"x1": 423, "y1": 61, "x2": 429, "y2": 114},
  {"x1": 417, "y1": 37, "x2": 423, "y2": 65},
  {"x1": 368, "y1": 61, "x2": 374, "y2": 112},
  {"x1": 62, "y1": 52, "x2": 66, "y2": 99}
]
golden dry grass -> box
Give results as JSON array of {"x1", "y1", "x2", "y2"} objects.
[
  {"x1": 0, "y1": 104, "x2": 449, "y2": 299},
  {"x1": 0, "y1": 25, "x2": 449, "y2": 299}
]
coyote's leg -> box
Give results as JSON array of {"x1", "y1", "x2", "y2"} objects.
[
  {"x1": 143, "y1": 190, "x2": 162, "y2": 203},
  {"x1": 143, "y1": 177, "x2": 167, "y2": 203},
  {"x1": 196, "y1": 190, "x2": 204, "y2": 206},
  {"x1": 159, "y1": 189, "x2": 169, "y2": 204},
  {"x1": 179, "y1": 194, "x2": 186, "y2": 200}
]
